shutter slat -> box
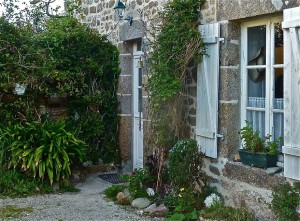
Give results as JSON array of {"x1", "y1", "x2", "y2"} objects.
[{"x1": 196, "y1": 23, "x2": 220, "y2": 158}]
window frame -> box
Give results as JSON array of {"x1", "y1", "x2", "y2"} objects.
[{"x1": 240, "y1": 16, "x2": 283, "y2": 144}]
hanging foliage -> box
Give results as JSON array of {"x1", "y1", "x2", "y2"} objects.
[{"x1": 146, "y1": 0, "x2": 206, "y2": 190}]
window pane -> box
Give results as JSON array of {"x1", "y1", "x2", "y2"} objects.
[
  {"x1": 273, "y1": 112, "x2": 284, "y2": 150},
  {"x1": 247, "y1": 110, "x2": 265, "y2": 137},
  {"x1": 274, "y1": 23, "x2": 283, "y2": 64},
  {"x1": 248, "y1": 25, "x2": 266, "y2": 63},
  {"x1": 274, "y1": 68, "x2": 283, "y2": 109},
  {"x1": 247, "y1": 69, "x2": 266, "y2": 107},
  {"x1": 247, "y1": 25, "x2": 266, "y2": 105}
]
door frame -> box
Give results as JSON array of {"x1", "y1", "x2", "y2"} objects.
[{"x1": 132, "y1": 44, "x2": 144, "y2": 169}]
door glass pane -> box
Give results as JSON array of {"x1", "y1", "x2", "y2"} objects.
[
  {"x1": 138, "y1": 88, "x2": 142, "y2": 112},
  {"x1": 136, "y1": 40, "x2": 142, "y2": 51},
  {"x1": 274, "y1": 23, "x2": 283, "y2": 64},
  {"x1": 138, "y1": 68, "x2": 142, "y2": 86}
]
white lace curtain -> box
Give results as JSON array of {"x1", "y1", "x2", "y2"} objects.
[{"x1": 247, "y1": 97, "x2": 284, "y2": 148}]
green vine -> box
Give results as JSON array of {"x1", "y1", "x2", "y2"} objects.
[
  {"x1": 147, "y1": 0, "x2": 205, "y2": 166},
  {"x1": 146, "y1": 0, "x2": 205, "y2": 190}
]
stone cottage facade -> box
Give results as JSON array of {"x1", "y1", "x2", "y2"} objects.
[{"x1": 82, "y1": 0, "x2": 300, "y2": 220}]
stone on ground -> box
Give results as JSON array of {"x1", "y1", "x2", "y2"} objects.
[
  {"x1": 116, "y1": 192, "x2": 130, "y2": 205},
  {"x1": 131, "y1": 198, "x2": 151, "y2": 209},
  {"x1": 144, "y1": 203, "x2": 157, "y2": 213},
  {"x1": 149, "y1": 203, "x2": 168, "y2": 217}
]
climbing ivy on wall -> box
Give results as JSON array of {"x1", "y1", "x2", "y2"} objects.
[
  {"x1": 146, "y1": 0, "x2": 206, "y2": 189},
  {"x1": 0, "y1": 13, "x2": 121, "y2": 164}
]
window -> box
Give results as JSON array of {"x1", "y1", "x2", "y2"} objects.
[{"x1": 241, "y1": 18, "x2": 284, "y2": 148}]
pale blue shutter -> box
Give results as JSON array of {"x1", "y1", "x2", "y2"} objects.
[
  {"x1": 282, "y1": 7, "x2": 300, "y2": 180},
  {"x1": 195, "y1": 23, "x2": 220, "y2": 158}
]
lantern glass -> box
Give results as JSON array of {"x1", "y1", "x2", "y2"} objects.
[{"x1": 113, "y1": 1, "x2": 126, "y2": 19}]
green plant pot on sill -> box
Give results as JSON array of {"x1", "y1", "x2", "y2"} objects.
[{"x1": 238, "y1": 149, "x2": 278, "y2": 168}]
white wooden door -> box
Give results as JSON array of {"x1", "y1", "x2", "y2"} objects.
[
  {"x1": 133, "y1": 54, "x2": 144, "y2": 169},
  {"x1": 195, "y1": 23, "x2": 220, "y2": 158},
  {"x1": 282, "y1": 6, "x2": 300, "y2": 180}
]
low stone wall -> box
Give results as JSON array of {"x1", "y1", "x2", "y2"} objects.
[{"x1": 203, "y1": 158, "x2": 286, "y2": 220}]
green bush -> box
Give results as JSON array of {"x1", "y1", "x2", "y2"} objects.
[
  {"x1": 0, "y1": 119, "x2": 86, "y2": 184},
  {"x1": 122, "y1": 168, "x2": 156, "y2": 199},
  {"x1": 0, "y1": 170, "x2": 52, "y2": 197},
  {"x1": 271, "y1": 182, "x2": 300, "y2": 221},
  {"x1": 168, "y1": 139, "x2": 207, "y2": 191},
  {"x1": 0, "y1": 14, "x2": 121, "y2": 165},
  {"x1": 104, "y1": 184, "x2": 127, "y2": 200}
]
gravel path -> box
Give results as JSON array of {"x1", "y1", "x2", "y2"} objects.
[{"x1": 0, "y1": 174, "x2": 162, "y2": 221}]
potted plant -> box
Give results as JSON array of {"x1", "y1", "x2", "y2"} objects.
[{"x1": 238, "y1": 121, "x2": 282, "y2": 168}]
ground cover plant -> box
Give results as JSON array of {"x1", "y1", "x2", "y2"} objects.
[
  {"x1": 104, "y1": 139, "x2": 255, "y2": 220},
  {"x1": 0, "y1": 170, "x2": 53, "y2": 198},
  {"x1": 270, "y1": 182, "x2": 300, "y2": 221},
  {"x1": 0, "y1": 205, "x2": 33, "y2": 220},
  {"x1": 201, "y1": 203, "x2": 255, "y2": 221}
]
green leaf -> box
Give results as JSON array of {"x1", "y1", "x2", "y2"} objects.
[
  {"x1": 22, "y1": 149, "x2": 32, "y2": 157},
  {"x1": 165, "y1": 213, "x2": 185, "y2": 221},
  {"x1": 46, "y1": 166, "x2": 54, "y2": 184}
]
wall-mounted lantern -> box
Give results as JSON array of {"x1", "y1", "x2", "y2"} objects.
[{"x1": 113, "y1": 0, "x2": 133, "y2": 26}]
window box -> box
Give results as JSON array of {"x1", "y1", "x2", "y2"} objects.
[{"x1": 238, "y1": 149, "x2": 278, "y2": 168}]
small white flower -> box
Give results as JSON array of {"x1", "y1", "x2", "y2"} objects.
[
  {"x1": 146, "y1": 188, "x2": 155, "y2": 196},
  {"x1": 204, "y1": 193, "x2": 221, "y2": 208}
]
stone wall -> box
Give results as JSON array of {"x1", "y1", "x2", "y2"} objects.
[
  {"x1": 81, "y1": 0, "x2": 168, "y2": 44},
  {"x1": 81, "y1": 0, "x2": 169, "y2": 170},
  {"x1": 82, "y1": 0, "x2": 297, "y2": 219}
]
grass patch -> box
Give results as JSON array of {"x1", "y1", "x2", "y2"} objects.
[
  {"x1": 201, "y1": 204, "x2": 255, "y2": 221},
  {"x1": 58, "y1": 180, "x2": 80, "y2": 193},
  {"x1": 0, "y1": 170, "x2": 53, "y2": 198},
  {"x1": 0, "y1": 205, "x2": 33, "y2": 219},
  {"x1": 0, "y1": 170, "x2": 80, "y2": 198}
]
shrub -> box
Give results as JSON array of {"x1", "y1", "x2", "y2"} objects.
[
  {"x1": 0, "y1": 15, "x2": 121, "y2": 166},
  {"x1": 168, "y1": 139, "x2": 207, "y2": 191},
  {"x1": 104, "y1": 184, "x2": 127, "y2": 200},
  {"x1": 0, "y1": 170, "x2": 52, "y2": 197},
  {"x1": 271, "y1": 182, "x2": 300, "y2": 221},
  {"x1": 0, "y1": 119, "x2": 86, "y2": 184},
  {"x1": 122, "y1": 167, "x2": 156, "y2": 199}
]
